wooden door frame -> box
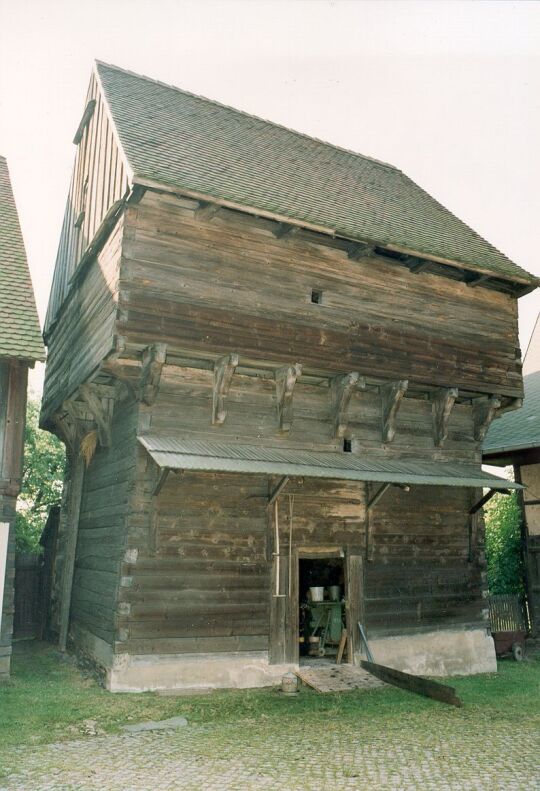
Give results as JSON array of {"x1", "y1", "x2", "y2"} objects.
[{"x1": 269, "y1": 545, "x2": 364, "y2": 665}]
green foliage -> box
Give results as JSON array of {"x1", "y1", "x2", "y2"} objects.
[
  {"x1": 15, "y1": 398, "x2": 65, "y2": 554},
  {"x1": 484, "y1": 491, "x2": 523, "y2": 594},
  {"x1": 1, "y1": 641, "x2": 539, "y2": 755}
]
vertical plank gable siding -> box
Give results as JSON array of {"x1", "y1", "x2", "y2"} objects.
[
  {"x1": 118, "y1": 191, "x2": 521, "y2": 397},
  {"x1": 45, "y1": 72, "x2": 128, "y2": 339}
]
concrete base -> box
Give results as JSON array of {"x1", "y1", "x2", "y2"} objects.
[
  {"x1": 366, "y1": 628, "x2": 497, "y2": 676},
  {"x1": 71, "y1": 624, "x2": 496, "y2": 692},
  {"x1": 108, "y1": 651, "x2": 297, "y2": 693}
]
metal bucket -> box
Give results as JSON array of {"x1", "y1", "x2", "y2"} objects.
[
  {"x1": 328, "y1": 585, "x2": 341, "y2": 602},
  {"x1": 310, "y1": 586, "x2": 324, "y2": 602},
  {"x1": 281, "y1": 672, "x2": 299, "y2": 695}
]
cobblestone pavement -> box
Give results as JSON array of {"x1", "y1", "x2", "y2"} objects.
[{"x1": 1, "y1": 714, "x2": 539, "y2": 791}]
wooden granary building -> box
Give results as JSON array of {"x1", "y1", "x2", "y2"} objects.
[
  {"x1": 0, "y1": 155, "x2": 44, "y2": 677},
  {"x1": 41, "y1": 62, "x2": 537, "y2": 691}
]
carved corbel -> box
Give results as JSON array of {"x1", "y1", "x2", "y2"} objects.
[
  {"x1": 54, "y1": 399, "x2": 85, "y2": 459},
  {"x1": 331, "y1": 372, "x2": 365, "y2": 438},
  {"x1": 275, "y1": 363, "x2": 302, "y2": 433},
  {"x1": 79, "y1": 383, "x2": 112, "y2": 448},
  {"x1": 431, "y1": 387, "x2": 458, "y2": 447},
  {"x1": 473, "y1": 395, "x2": 501, "y2": 442},
  {"x1": 212, "y1": 353, "x2": 239, "y2": 425},
  {"x1": 381, "y1": 380, "x2": 408, "y2": 443},
  {"x1": 139, "y1": 343, "x2": 167, "y2": 406}
]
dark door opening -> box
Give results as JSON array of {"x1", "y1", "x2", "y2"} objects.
[{"x1": 299, "y1": 557, "x2": 347, "y2": 662}]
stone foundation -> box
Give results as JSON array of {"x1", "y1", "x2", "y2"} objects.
[
  {"x1": 366, "y1": 627, "x2": 497, "y2": 676},
  {"x1": 72, "y1": 625, "x2": 496, "y2": 692},
  {"x1": 108, "y1": 651, "x2": 296, "y2": 693}
]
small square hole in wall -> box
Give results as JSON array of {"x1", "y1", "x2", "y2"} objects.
[
  {"x1": 311, "y1": 289, "x2": 323, "y2": 304},
  {"x1": 343, "y1": 438, "x2": 352, "y2": 453}
]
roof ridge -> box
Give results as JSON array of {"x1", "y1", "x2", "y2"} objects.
[{"x1": 94, "y1": 59, "x2": 399, "y2": 173}]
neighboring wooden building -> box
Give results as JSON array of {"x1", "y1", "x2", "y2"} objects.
[
  {"x1": 41, "y1": 62, "x2": 537, "y2": 691},
  {"x1": 0, "y1": 155, "x2": 44, "y2": 677},
  {"x1": 484, "y1": 315, "x2": 540, "y2": 635}
]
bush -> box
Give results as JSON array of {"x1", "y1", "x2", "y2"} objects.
[
  {"x1": 484, "y1": 490, "x2": 524, "y2": 594},
  {"x1": 15, "y1": 398, "x2": 65, "y2": 554}
]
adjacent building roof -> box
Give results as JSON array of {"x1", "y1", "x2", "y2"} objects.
[
  {"x1": 484, "y1": 315, "x2": 540, "y2": 457},
  {"x1": 483, "y1": 371, "x2": 540, "y2": 457},
  {"x1": 0, "y1": 156, "x2": 44, "y2": 361},
  {"x1": 139, "y1": 436, "x2": 519, "y2": 490},
  {"x1": 95, "y1": 60, "x2": 536, "y2": 287}
]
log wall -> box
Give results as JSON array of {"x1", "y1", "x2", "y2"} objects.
[
  {"x1": 41, "y1": 218, "x2": 123, "y2": 423},
  {"x1": 48, "y1": 397, "x2": 138, "y2": 648},
  {"x1": 110, "y1": 365, "x2": 485, "y2": 659},
  {"x1": 118, "y1": 190, "x2": 522, "y2": 397}
]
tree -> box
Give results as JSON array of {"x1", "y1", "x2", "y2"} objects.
[
  {"x1": 15, "y1": 398, "x2": 65, "y2": 553},
  {"x1": 484, "y1": 490, "x2": 524, "y2": 595}
]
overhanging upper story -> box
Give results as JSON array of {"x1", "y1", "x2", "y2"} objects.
[{"x1": 40, "y1": 62, "x2": 537, "y2": 465}]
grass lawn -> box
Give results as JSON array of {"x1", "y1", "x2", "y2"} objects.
[{"x1": 1, "y1": 640, "x2": 540, "y2": 758}]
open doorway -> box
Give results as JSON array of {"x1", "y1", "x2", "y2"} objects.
[{"x1": 299, "y1": 557, "x2": 347, "y2": 663}]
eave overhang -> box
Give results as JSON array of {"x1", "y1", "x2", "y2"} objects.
[{"x1": 139, "y1": 435, "x2": 521, "y2": 491}]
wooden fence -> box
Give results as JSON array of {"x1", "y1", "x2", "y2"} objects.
[
  {"x1": 488, "y1": 593, "x2": 527, "y2": 633},
  {"x1": 13, "y1": 554, "x2": 43, "y2": 639}
]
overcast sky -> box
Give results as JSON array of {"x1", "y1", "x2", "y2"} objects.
[{"x1": 0, "y1": 0, "x2": 538, "y2": 393}]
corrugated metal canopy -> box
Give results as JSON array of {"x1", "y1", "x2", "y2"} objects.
[{"x1": 138, "y1": 436, "x2": 520, "y2": 490}]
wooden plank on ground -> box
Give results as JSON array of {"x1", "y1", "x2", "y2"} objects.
[
  {"x1": 360, "y1": 660, "x2": 462, "y2": 707},
  {"x1": 295, "y1": 664, "x2": 386, "y2": 693}
]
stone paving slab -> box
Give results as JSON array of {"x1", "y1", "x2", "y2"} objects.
[{"x1": 1, "y1": 716, "x2": 539, "y2": 790}]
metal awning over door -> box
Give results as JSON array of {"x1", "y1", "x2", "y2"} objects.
[{"x1": 138, "y1": 435, "x2": 520, "y2": 490}]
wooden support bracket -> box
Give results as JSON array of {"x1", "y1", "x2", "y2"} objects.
[
  {"x1": 195, "y1": 200, "x2": 221, "y2": 222},
  {"x1": 79, "y1": 384, "x2": 112, "y2": 447},
  {"x1": 367, "y1": 482, "x2": 410, "y2": 512},
  {"x1": 331, "y1": 372, "x2": 364, "y2": 438},
  {"x1": 498, "y1": 397, "x2": 523, "y2": 416},
  {"x1": 140, "y1": 343, "x2": 167, "y2": 406},
  {"x1": 54, "y1": 404, "x2": 80, "y2": 458},
  {"x1": 268, "y1": 476, "x2": 290, "y2": 508},
  {"x1": 367, "y1": 483, "x2": 391, "y2": 511},
  {"x1": 347, "y1": 241, "x2": 374, "y2": 261},
  {"x1": 469, "y1": 488, "x2": 510, "y2": 516},
  {"x1": 212, "y1": 353, "x2": 239, "y2": 425},
  {"x1": 272, "y1": 222, "x2": 297, "y2": 239},
  {"x1": 275, "y1": 363, "x2": 302, "y2": 433},
  {"x1": 473, "y1": 394, "x2": 501, "y2": 442},
  {"x1": 409, "y1": 260, "x2": 430, "y2": 274},
  {"x1": 467, "y1": 273, "x2": 490, "y2": 288},
  {"x1": 381, "y1": 380, "x2": 408, "y2": 443},
  {"x1": 153, "y1": 467, "x2": 171, "y2": 497},
  {"x1": 431, "y1": 387, "x2": 458, "y2": 447}
]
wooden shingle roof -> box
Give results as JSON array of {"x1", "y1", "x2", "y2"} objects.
[
  {"x1": 0, "y1": 156, "x2": 44, "y2": 362},
  {"x1": 96, "y1": 61, "x2": 536, "y2": 288}
]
